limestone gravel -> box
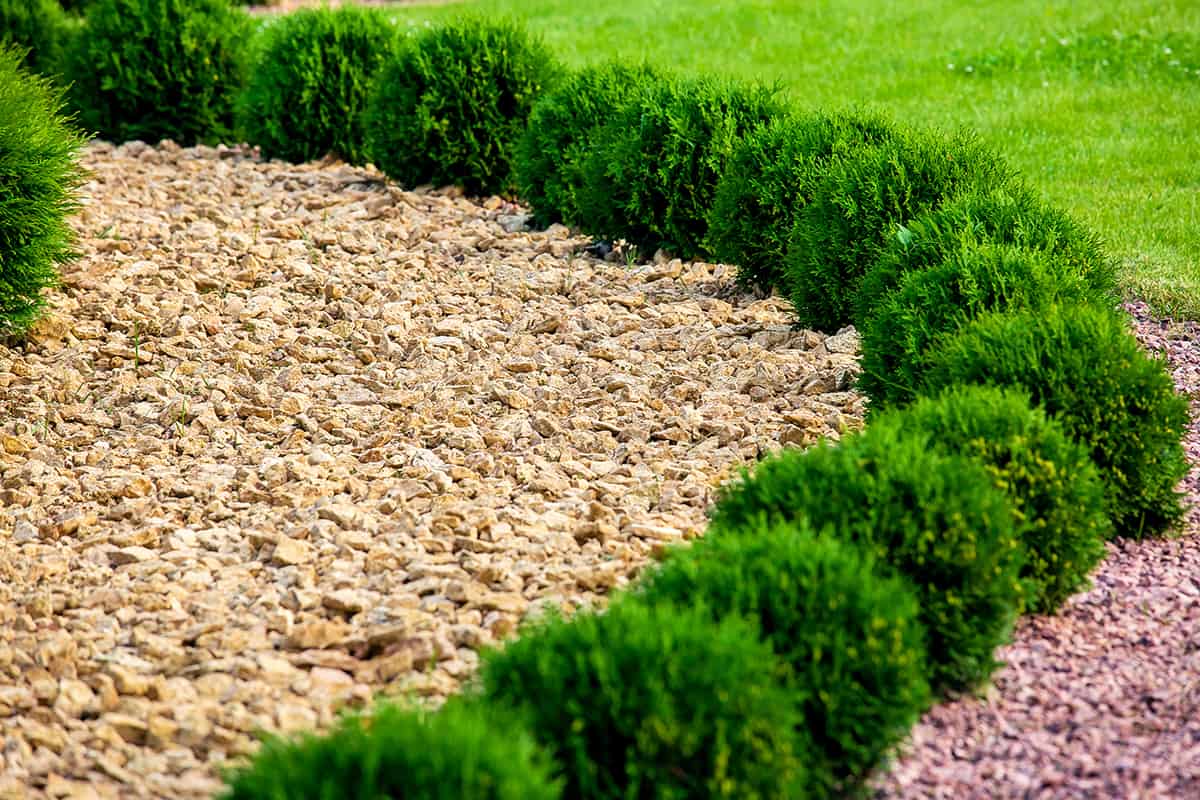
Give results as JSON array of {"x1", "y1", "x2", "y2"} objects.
[{"x1": 0, "y1": 141, "x2": 863, "y2": 799}]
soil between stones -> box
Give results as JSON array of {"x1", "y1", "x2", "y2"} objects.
[{"x1": 0, "y1": 141, "x2": 862, "y2": 798}]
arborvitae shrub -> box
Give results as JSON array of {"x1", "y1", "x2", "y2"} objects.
[
  {"x1": 787, "y1": 127, "x2": 1012, "y2": 331},
  {"x1": 709, "y1": 425, "x2": 1025, "y2": 693},
  {"x1": 0, "y1": 47, "x2": 85, "y2": 336},
  {"x1": 706, "y1": 110, "x2": 896, "y2": 292},
  {"x1": 237, "y1": 7, "x2": 397, "y2": 165},
  {"x1": 854, "y1": 186, "x2": 1118, "y2": 325},
  {"x1": 577, "y1": 76, "x2": 782, "y2": 260},
  {"x1": 0, "y1": 0, "x2": 71, "y2": 77},
  {"x1": 634, "y1": 518, "x2": 930, "y2": 796},
  {"x1": 366, "y1": 18, "x2": 560, "y2": 196},
  {"x1": 515, "y1": 61, "x2": 663, "y2": 229},
  {"x1": 858, "y1": 241, "x2": 1098, "y2": 410},
  {"x1": 923, "y1": 305, "x2": 1190, "y2": 540},
  {"x1": 873, "y1": 385, "x2": 1111, "y2": 614},
  {"x1": 479, "y1": 597, "x2": 808, "y2": 799},
  {"x1": 218, "y1": 698, "x2": 562, "y2": 800},
  {"x1": 65, "y1": 0, "x2": 250, "y2": 144}
]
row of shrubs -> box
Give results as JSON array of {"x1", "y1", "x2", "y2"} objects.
[
  {"x1": 3, "y1": 3, "x2": 1191, "y2": 798},
  {"x1": 212, "y1": 9, "x2": 1186, "y2": 799}
]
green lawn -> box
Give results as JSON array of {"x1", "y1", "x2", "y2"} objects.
[{"x1": 386, "y1": 0, "x2": 1200, "y2": 319}]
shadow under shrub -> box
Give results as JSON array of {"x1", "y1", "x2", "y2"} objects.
[
  {"x1": 65, "y1": 0, "x2": 250, "y2": 145},
  {"x1": 0, "y1": 0, "x2": 72, "y2": 77},
  {"x1": 922, "y1": 305, "x2": 1190, "y2": 540},
  {"x1": 479, "y1": 597, "x2": 808, "y2": 799},
  {"x1": 706, "y1": 109, "x2": 895, "y2": 293},
  {"x1": 577, "y1": 76, "x2": 782, "y2": 260},
  {"x1": 366, "y1": 17, "x2": 560, "y2": 196},
  {"x1": 0, "y1": 46, "x2": 86, "y2": 337},
  {"x1": 219, "y1": 698, "x2": 561, "y2": 800},
  {"x1": 787, "y1": 127, "x2": 1012, "y2": 332},
  {"x1": 634, "y1": 518, "x2": 930, "y2": 797},
  {"x1": 709, "y1": 425, "x2": 1024, "y2": 694},
  {"x1": 854, "y1": 186, "x2": 1118, "y2": 325},
  {"x1": 873, "y1": 385, "x2": 1111, "y2": 614},
  {"x1": 238, "y1": 6, "x2": 397, "y2": 165},
  {"x1": 515, "y1": 61, "x2": 663, "y2": 229},
  {"x1": 858, "y1": 241, "x2": 1099, "y2": 410}
]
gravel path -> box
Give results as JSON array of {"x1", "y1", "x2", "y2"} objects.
[
  {"x1": 0, "y1": 142, "x2": 862, "y2": 799},
  {"x1": 875, "y1": 301, "x2": 1200, "y2": 798}
]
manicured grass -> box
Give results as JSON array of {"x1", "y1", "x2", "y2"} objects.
[{"x1": 385, "y1": 0, "x2": 1200, "y2": 319}]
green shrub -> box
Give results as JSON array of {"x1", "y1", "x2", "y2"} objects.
[
  {"x1": 479, "y1": 597, "x2": 808, "y2": 799},
  {"x1": 786, "y1": 127, "x2": 1012, "y2": 331},
  {"x1": 366, "y1": 18, "x2": 560, "y2": 196},
  {"x1": 634, "y1": 518, "x2": 930, "y2": 796},
  {"x1": 237, "y1": 7, "x2": 397, "y2": 165},
  {"x1": 706, "y1": 110, "x2": 896, "y2": 292},
  {"x1": 65, "y1": 0, "x2": 250, "y2": 145},
  {"x1": 0, "y1": 47, "x2": 86, "y2": 336},
  {"x1": 854, "y1": 186, "x2": 1117, "y2": 325},
  {"x1": 515, "y1": 61, "x2": 662, "y2": 229},
  {"x1": 709, "y1": 425, "x2": 1024, "y2": 693},
  {"x1": 0, "y1": 0, "x2": 72, "y2": 77},
  {"x1": 858, "y1": 241, "x2": 1099, "y2": 410},
  {"x1": 577, "y1": 76, "x2": 782, "y2": 260},
  {"x1": 219, "y1": 698, "x2": 561, "y2": 800},
  {"x1": 923, "y1": 305, "x2": 1190, "y2": 540},
  {"x1": 872, "y1": 385, "x2": 1111, "y2": 614}
]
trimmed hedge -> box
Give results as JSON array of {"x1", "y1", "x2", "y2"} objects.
[
  {"x1": 479, "y1": 597, "x2": 808, "y2": 799},
  {"x1": 65, "y1": 0, "x2": 250, "y2": 145},
  {"x1": 786, "y1": 127, "x2": 1012, "y2": 331},
  {"x1": 0, "y1": 0, "x2": 72, "y2": 77},
  {"x1": 923, "y1": 305, "x2": 1190, "y2": 539},
  {"x1": 577, "y1": 75, "x2": 782, "y2": 259},
  {"x1": 872, "y1": 385, "x2": 1111, "y2": 614},
  {"x1": 0, "y1": 46, "x2": 86, "y2": 336},
  {"x1": 219, "y1": 698, "x2": 562, "y2": 800},
  {"x1": 237, "y1": 6, "x2": 398, "y2": 165},
  {"x1": 709, "y1": 425, "x2": 1024, "y2": 693},
  {"x1": 635, "y1": 518, "x2": 930, "y2": 796},
  {"x1": 858, "y1": 241, "x2": 1098, "y2": 410},
  {"x1": 366, "y1": 17, "x2": 560, "y2": 195},
  {"x1": 516, "y1": 61, "x2": 663, "y2": 229},
  {"x1": 854, "y1": 186, "x2": 1117, "y2": 325},
  {"x1": 706, "y1": 109, "x2": 896, "y2": 292}
]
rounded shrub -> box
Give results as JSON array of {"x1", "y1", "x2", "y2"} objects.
[
  {"x1": 366, "y1": 18, "x2": 560, "y2": 196},
  {"x1": 479, "y1": 597, "x2": 808, "y2": 799},
  {"x1": 515, "y1": 61, "x2": 663, "y2": 229},
  {"x1": 858, "y1": 241, "x2": 1100, "y2": 410},
  {"x1": 237, "y1": 7, "x2": 397, "y2": 165},
  {"x1": 923, "y1": 305, "x2": 1190, "y2": 540},
  {"x1": 635, "y1": 518, "x2": 930, "y2": 796},
  {"x1": 872, "y1": 385, "x2": 1111, "y2": 614},
  {"x1": 65, "y1": 0, "x2": 250, "y2": 145},
  {"x1": 786, "y1": 127, "x2": 1013, "y2": 331},
  {"x1": 0, "y1": 47, "x2": 86, "y2": 336},
  {"x1": 577, "y1": 76, "x2": 782, "y2": 260},
  {"x1": 709, "y1": 424, "x2": 1025, "y2": 693},
  {"x1": 706, "y1": 109, "x2": 896, "y2": 292},
  {"x1": 0, "y1": 0, "x2": 72, "y2": 77},
  {"x1": 219, "y1": 697, "x2": 561, "y2": 800},
  {"x1": 854, "y1": 186, "x2": 1118, "y2": 325}
]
